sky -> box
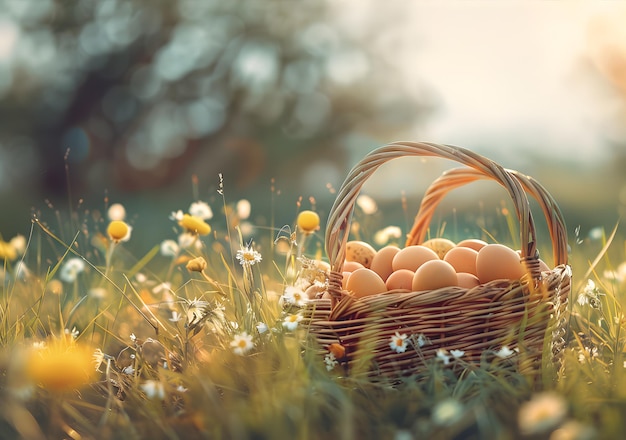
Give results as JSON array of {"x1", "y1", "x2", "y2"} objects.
[
  {"x1": 330, "y1": 0, "x2": 625, "y2": 162},
  {"x1": 397, "y1": 1, "x2": 626, "y2": 165},
  {"x1": 327, "y1": 0, "x2": 626, "y2": 218}
]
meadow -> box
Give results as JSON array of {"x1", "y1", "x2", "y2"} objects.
[{"x1": 0, "y1": 167, "x2": 624, "y2": 440}]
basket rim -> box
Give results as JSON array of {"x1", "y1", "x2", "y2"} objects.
[
  {"x1": 406, "y1": 166, "x2": 568, "y2": 267},
  {"x1": 324, "y1": 141, "x2": 568, "y2": 304}
]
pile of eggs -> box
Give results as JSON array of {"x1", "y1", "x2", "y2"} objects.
[{"x1": 343, "y1": 238, "x2": 550, "y2": 298}]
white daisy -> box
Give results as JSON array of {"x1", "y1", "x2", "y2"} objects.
[
  {"x1": 282, "y1": 313, "x2": 303, "y2": 331},
  {"x1": 236, "y1": 245, "x2": 262, "y2": 266},
  {"x1": 282, "y1": 285, "x2": 309, "y2": 307},
  {"x1": 230, "y1": 332, "x2": 254, "y2": 355},
  {"x1": 389, "y1": 332, "x2": 409, "y2": 353}
]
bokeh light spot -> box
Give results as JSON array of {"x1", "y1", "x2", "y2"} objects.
[{"x1": 62, "y1": 127, "x2": 91, "y2": 164}]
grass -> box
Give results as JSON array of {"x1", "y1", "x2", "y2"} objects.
[{"x1": 0, "y1": 181, "x2": 624, "y2": 440}]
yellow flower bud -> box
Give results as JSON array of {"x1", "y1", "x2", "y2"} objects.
[
  {"x1": 179, "y1": 214, "x2": 211, "y2": 236},
  {"x1": 297, "y1": 210, "x2": 320, "y2": 234},
  {"x1": 186, "y1": 256, "x2": 207, "y2": 272},
  {"x1": 107, "y1": 220, "x2": 130, "y2": 242}
]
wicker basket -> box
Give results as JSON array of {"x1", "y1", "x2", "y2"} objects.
[{"x1": 306, "y1": 142, "x2": 571, "y2": 379}]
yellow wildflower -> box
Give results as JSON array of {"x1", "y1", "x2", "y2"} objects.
[
  {"x1": 107, "y1": 220, "x2": 131, "y2": 242},
  {"x1": 179, "y1": 214, "x2": 211, "y2": 236},
  {"x1": 0, "y1": 240, "x2": 17, "y2": 261},
  {"x1": 296, "y1": 210, "x2": 320, "y2": 234},
  {"x1": 25, "y1": 341, "x2": 96, "y2": 392}
]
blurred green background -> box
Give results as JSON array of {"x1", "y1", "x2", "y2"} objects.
[{"x1": 1, "y1": 0, "x2": 625, "y2": 252}]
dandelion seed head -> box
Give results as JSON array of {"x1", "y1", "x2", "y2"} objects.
[
  {"x1": 160, "y1": 239, "x2": 179, "y2": 257},
  {"x1": 236, "y1": 199, "x2": 251, "y2": 219},
  {"x1": 189, "y1": 201, "x2": 213, "y2": 220},
  {"x1": 170, "y1": 210, "x2": 184, "y2": 221},
  {"x1": 107, "y1": 203, "x2": 126, "y2": 221},
  {"x1": 59, "y1": 257, "x2": 86, "y2": 283},
  {"x1": 374, "y1": 225, "x2": 403, "y2": 246},
  {"x1": 356, "y1": 194, "x2": 377, "y2": 215},
  {"x1": 9, "y1": 234, "x2": 26, "y2": 256}
]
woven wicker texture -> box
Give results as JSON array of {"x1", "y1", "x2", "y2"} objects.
[{"x1": 307, "y1": 142, "x2": 571, "y2": 379}]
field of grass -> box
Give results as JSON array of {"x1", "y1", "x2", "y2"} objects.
[{"x1": 0, "y1": 179, "x2": 624, "y2": 440}]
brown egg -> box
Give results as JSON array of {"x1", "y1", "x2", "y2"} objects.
[
  {"x1": 316, "y1": 260, "x2": 331, "y2": 273},
  {"x1": 341, "y1": 272, "x2": 351, "y2": 290},
  {"x1": 456, "y1": 238, "x2": 488, "y2": 251},
  {"x1": 476, "y1": 244, "x2": 525, "y2": 283},
  {"x1": 370, "y1": 245, "x2": 401, "y2": 281},
  {"x1": 422, "y1": 238, "x2": 456, "y2": 259},
  {"x1": 346, "y1": 241, "x2": 377, "y2": 268},
  {"x1": 412, "y1": 260, "x2": 458, "y2": 291},
  {"x1": 304, "y1": 285, "x2": 317, "y2": 299},
  {"x1": 457, "y1": 272, "x2": 480, "y2": 288},
  {"x1": 392, "y1": 245, "x2": 440, "y2": 272},
  {"x1": 385, "y1": 269, "x2": 415, "y2": 290},
  {"x1": 343, "y1": 260, "x2": 365, "y2": 272},
  {"x1": 444, "y1": 246, "x2": 478, "y2": 276},
  {"x1": 515, "y1": 250, "x2": 551, "y2": 274},
  {"x1": 346, "y1": 268, "x2": 387, "y2": 298}
]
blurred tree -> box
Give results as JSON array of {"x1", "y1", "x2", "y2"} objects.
[{"x1": 0, "y1": 0, "x2": 431, "y2": 222}]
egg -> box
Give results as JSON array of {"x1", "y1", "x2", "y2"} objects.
[
  {"x1": 476, "y1": 244, "x2": 525, "y2": 283},
  {"x1": 342, "y1": 272, "x2": 351, "y2": 290},
  {"x1": 346, "y1": 241, "x2": 377, "y2": 268},
  {"x1": 346, "y1": 268, "x2": 387, "y2": 298},
  {"x1": 392, "y1": 245, "x2": 440, "y2": 272},
  {"x1": 316, "y1": 260, "x2": 331, "y2": 273},
  {"x1": 370, "y1": 245, "x2": 401, "y2": 281},
  {"x1": 457, "y1": 272, "x2": 480, "y2": 289},
  {"x1": 515, "y1": 250, "x2": 551, "y2": 274},
  {"x1": 305, "y1": 284, "x2": 325, "y2": 299},
  {"x1": 456, "y1": 238, "x2": 488, "y2": 251},
  {"x1": 385, "y1": 269, "x2": 415, "y2": 290},
  {"x1": 422, "y1": 238, "x2": 456, "y2": 259},
  {"x1": 412, "y1": 260, "x2": 458, "y2": 291},
  {"x1": 343, "y1": 260, "x2": 365, "y2": 272},
  {"x1": 444, "y1": 246, "x2": 478, "y2": 276}
]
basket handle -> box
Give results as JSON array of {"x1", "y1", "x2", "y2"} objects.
[
  {"x1": 406, "y1": 167, "x2": 568, "y2": 267},
  {"x1": 325, "y1": 142, "x2": 537, "y2": 302}
]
